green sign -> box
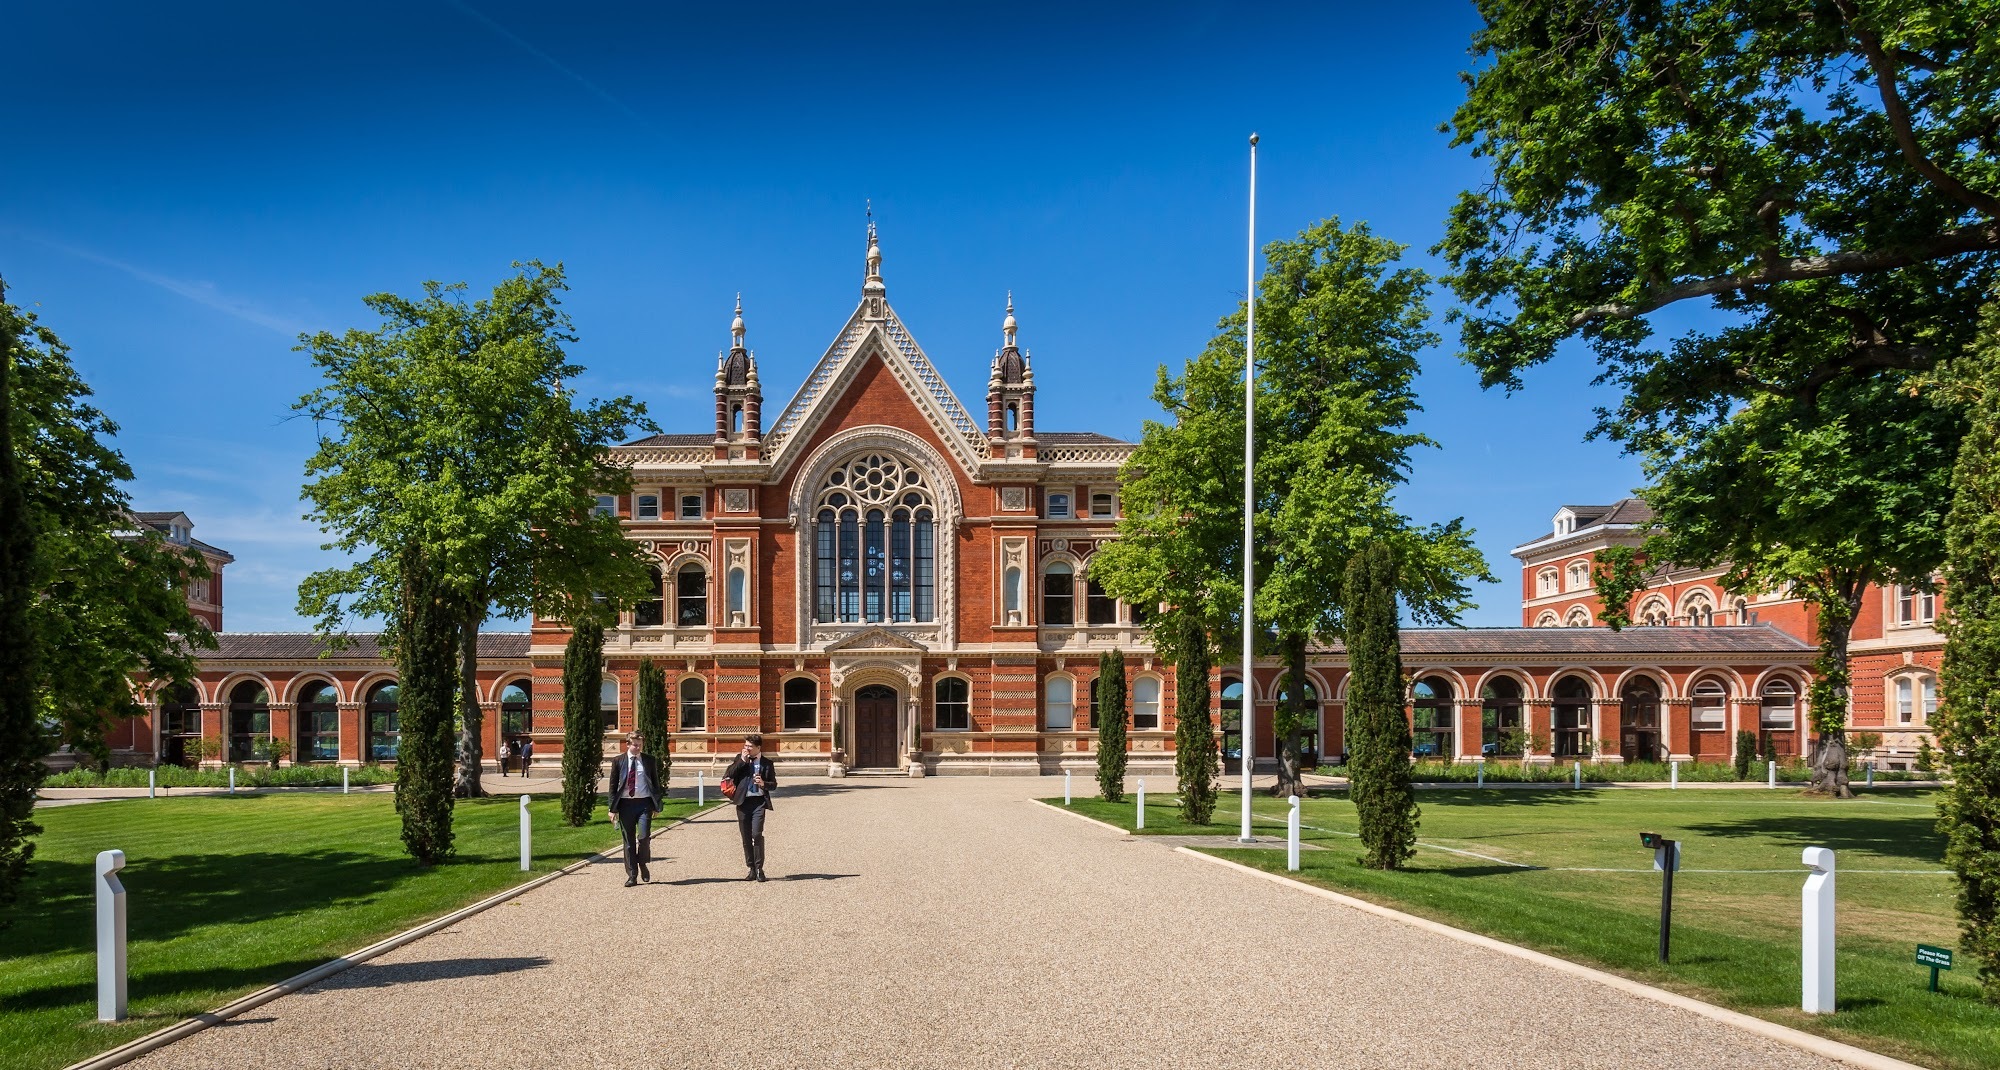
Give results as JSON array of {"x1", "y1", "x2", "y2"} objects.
[{"x1": 1917, "y1": 944, "x2": 1955, "y2": 969}]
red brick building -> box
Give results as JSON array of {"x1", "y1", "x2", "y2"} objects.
[{"x1": 113, "y1": 231, "x2": 1848, "y2": 774}]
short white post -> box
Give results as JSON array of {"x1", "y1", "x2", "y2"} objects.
[
  {"x1": 1768, "y1": 760, "x2": 1777, "y2": 789},
  {"x1": 147, "y1": 769, "x2": 155, "y2": 799},
  {"x1": 1801, "y1": 846, "x2": 1836, "y2": 1014},
  {"x1": 1671, "y1": 760, "x2": 1679, "y2": 789},
  {"x1": 1866, "y1": 764, "x2": 1874, "y2": 788},
  {"x1": 1064, "y1": 769, "x2": 1073, "y2": 806},
  {"x1": 518, "y1": 795, "x2": 532, "y2": 872},
  {"x1": 1477, "y1": 760, "x2": 1485, "y2": 788},
  {"x1": 1573, "y1": 761, "x2": 1581, "y2": 789},
  {"x1": 1286, "y1": 795, "x2": 1300, "y2": 872},
  {"x1": 1136, "y1": 778, "x2": 1146, "y2": 830},
  {"x1": 697, "y1": 771, "x2": 705, "y2": 806},
  {"x1": 342, "y1": 767, "x2": 349, "y2": 794},
  {"x1": 228, "y1": 767, "x2": 236, "y2": 794},
  {"x1": 95, "y1": 849, "x2": 127, "y2": 1022}
]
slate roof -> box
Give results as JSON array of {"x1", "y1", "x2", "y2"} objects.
[
  {"x1": 1383, "y1": 625, "x2": 1810, "y2": 658},
  {"x1": 208, "y1": 633, "x2": 531, "y2": 660},
  {"x1": 1037, "y1": 432, "x2": 1131, "y2": 445},
  {"x1": 620, "y1": 433, "x2": 714, "y2": 447},
  {"x1": 1561, "y1": 498, "x2": 1655, "y2": 528}
]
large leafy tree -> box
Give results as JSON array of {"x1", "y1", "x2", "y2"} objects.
[
  {"x1": 296, "y1": 262, "x2": 654, "y2": 799},
  {"x1": 1442, "y1": 0, "x2": 1995, "y2": 796},
  {"x1": 1094, "y1": 219, "x2": 1490, "y2": 799},
  {"x1": 1939, "y1": 303, "x2": 2000, "y2": 1001},
  {"x1": 1596, "y1": 376, "x2": 1961, "y2": 794},
  {"x1": 0, "y1": 280, "x2": 214, "y2": 912}
]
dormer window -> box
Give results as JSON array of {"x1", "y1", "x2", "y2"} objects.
[
  {"x1": 1553, "y1": 510, "x2": 1576, "y2": 536},
  {"x1": 1047, "y1": 493, "x2": 1071, "y2": 519}
]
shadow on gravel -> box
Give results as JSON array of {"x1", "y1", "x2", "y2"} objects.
[
  {"x1": 664, "y1": 877, "x2": 750, "y2": 886},
  {"x1": 778, "y1": 873, "x2": 857, "y2": 882},
  {"x1": 318, "y1": 955, "x2": 554, "y2": 990}
]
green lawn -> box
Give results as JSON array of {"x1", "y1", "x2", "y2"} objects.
[
  {"x1": 0, "y1": 793, "x2": 704, "y2": 1070},
  {"x1": 1057, "y1": 787, "x2": 1995, "y2": 1070}
]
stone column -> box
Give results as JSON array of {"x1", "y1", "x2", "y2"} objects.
[
  {"x1": 267, "y1": 703, "x2": 295, "y2": 766},
  {"x1": 198, "y1": 703, "x2": 226, "y2": 767},
  {"x1": 479, "y1": 701, "x2": 501, "y2": 768},
  {"x1": 338, "y1": 702, "x2": 364, "y2": 766}
]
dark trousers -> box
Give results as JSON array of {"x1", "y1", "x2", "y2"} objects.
[
  {"x1": 615, "y1": 798, "x2": 654, "y2": 876},
  {"x1": 736, "y1": 802, "x2": 767, "y2": 869}
]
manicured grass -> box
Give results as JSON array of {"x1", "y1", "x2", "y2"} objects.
[
  {"x1": 1, "y1": 793, "x2": 705, "y2": 1070},
  {"x1": 1315, "y1": 759, "x2": 1930, "y2": 784},
  {"x1": 1054, "y1": 787, "x2": 1996, "y2": 1070},
  {"x1": 42, "y1": 765, "x2": 398, "y2": 789}
]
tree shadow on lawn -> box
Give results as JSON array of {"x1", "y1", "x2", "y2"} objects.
[
  {"x1": 12, "y1": 849, "x2": 444, "y2": 958},
  {"x1": 1680, "y1": 812, "x2": 1944, "y2": 865}
]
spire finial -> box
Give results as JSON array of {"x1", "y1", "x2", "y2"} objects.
[
  {"x1": 863, "y1": 203, "x2": 884, "y2": 296},
  {"x1": 730, "y1": 293, "x2": 745, "y2": 348},
  {"x1": 1002, "y1": 291, "x2": 1018, "y2": 348}
]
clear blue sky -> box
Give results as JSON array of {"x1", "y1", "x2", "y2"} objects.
[{"x1": 0, "y1": 0, "x2": 1643, "y2": 630}]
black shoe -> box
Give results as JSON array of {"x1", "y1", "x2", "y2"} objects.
[
  {"x1": 624, "y1": 875, "x2": 637, "y2": 887},
  {"x1": 639, "y1": 863, "x2": 651, "y2": 883},
  {"x1": 755, "y1": 867, "x2": 768, "y2": 883},
  {"x1": 746, "y1": 868, "x2": 757, "y2": 881}
]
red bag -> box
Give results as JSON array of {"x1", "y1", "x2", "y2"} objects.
[{"x1": 720, "y1": 776, "x2": 737, "y2": 798}]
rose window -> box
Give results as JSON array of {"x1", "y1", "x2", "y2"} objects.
[{"x1": 813, "y1": 453, "x2": 936, "y2": 623}]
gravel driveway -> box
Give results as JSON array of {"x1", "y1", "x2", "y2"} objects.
[{"x1": 127, "y1": 777, "x2": 1851, "y2": 1070}]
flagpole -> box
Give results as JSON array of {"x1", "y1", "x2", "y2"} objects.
[{"x1": 1240, "y1": 132, "x2": 1258, "y2": 843}]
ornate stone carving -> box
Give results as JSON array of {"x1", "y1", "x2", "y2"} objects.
[
  {"x1": 723, "y1": 488, "x2": 751, "y2": 513},
  {"x1": 1001, "y1": 486, "x2": 1027, "y2": 511}
]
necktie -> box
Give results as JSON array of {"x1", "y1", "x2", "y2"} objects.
[{"x1": 625, "y1": 761, "x2": 636, "y2": 795}]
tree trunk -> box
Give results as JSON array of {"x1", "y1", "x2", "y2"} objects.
[
  {"x1": 1806, "y1": 579, "x2": 1863, "y2": 799},
  {"x1": 453, "y1": 613, "x2": 485, "y2": 799},
  {"x1": 1270, "y1": 638, "x2": 1308, "y2": 798}
]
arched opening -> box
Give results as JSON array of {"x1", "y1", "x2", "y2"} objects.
[
  {"x1": 1691, "y1": 678, "x2": 1729, "y2": 760},
  {"x1": 1219, "y1": 677, "x2": 1244, "y2": 761},
  {"x1": 935, "y1": 677, "x2": 970, "y2": 731},
  {"x1": 1133, "y1": 677, "x2": 1161, "y2": 731},
  {"x1": 1619, "y1": 676, "x2": 1663, "y2": 763},
  {"x1": 1003, "y1": 566, "x2": 1023, "y2": 623},
  {"x1": 1683, "y1": 592, "x2": 1714, "y2": 627},
  {"x1": 158, "y1": 683, "x2": 200, "y2": 767},
  {"x1": 1045, "y1": 675, "x2": 1075, "y2": 730},
  {"x1": 1480, "y1": 676, "x2": 1523, "y2": 758},
  {"x1": 1005, "y1": 402, "x2": 1018, "y2": 432},
  {"x1": 811, "y1": 453, "x2": 937, "y2": 624},
  {"x1": 228, "y1": 681, "x2": 270, "y2": 763},
  {"x1": 365, "y1": 681, "x2": 400, "y2": 762},
  {"x1": 1042, "y1": 561, "x2": 1074, "y2": 625},
  {"x1": 727, "y1": 566, "x2": 747, "y2": 623},
  {"x1": 296, "y1": 680, "x2": 340, "y2": 763},
  {"x1": 731, "y1": 403, "x2": 744, "y2": 434},
  {"x1": 1760, "y1": 678, "x2": 1798, "y2": 757},
  {"x1": 678, "y1": 677, "x2": 706, "y2": 730},
  {"x1": 853, "y1": 683, "x2": 900, "y2": 768},
  {"x1": 634, "y1": 566, "x2": 665, "y2": 627},
  {"x1": 500, "y1": 682, "x2": 532, "y2": 769},
  {"x1": 1412, "y1": 676, "x2": 1455, "y2": 759},
  {"x1": 1552, "y1": 675, "x2": 1593, "y2": 758},
  {"x1": 784, "y1": 677, "x2": 819, "y2": 731},
  {"x1": 677, "y1": 563, "x2": 708, "y2": 626},
  {"x1": 1274, "y1": 675, "x2": 1320, "y2": 766},
  {"x1": 599, "y1": 677, "x2": 619, "y2": 733}
]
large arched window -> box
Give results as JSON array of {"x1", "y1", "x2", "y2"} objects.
[
  {"x1": 1480, "y1": 676, "x2": 1523, "y2": 756},
  {"x1": 1760, "y1": 678, "x2": 1798, "y2": 731},
  {"x1": 1412, "y1": 676, "x2": 1454, "y2": 758},
  {"x1": 1620, "y1": 677, "x2": 1662, "y2": 762},
  {"x1": 811, "y1": 453, "x2": 936, "y2": 623},
  {"x1": 678, "y1": 677, "x2": 706, "y2": 730},
  {"x1": 1691, "y1": 678, "x2": 1727, "y2": 732},
  {"x1": 500, "y1": 681, "x2": 532, "y2": 737},
  {"x1": 1220, "y1": 677, "x2": 1245, "y2": 760},
  {"x1": 599, "y1": 678, "x2": 619, "y2": 732},
  {"x1": 1892, "y1": 672, "x2": 1939, "y2": 725},
  {"x1": 1275, "y1": 676, "x2": 1320, "y2": 764},
  {"x1": 634, "y1": 567, "x2": 665, "y2": 627},
  {"x1": 1085, "y1": 577, "x2": 1118, "y2": 625},
  {"x1": 158, "y1": 683, "x2": 200, "y2": 767},
  {"x1": 1042, "y1": 561, "x2": 1074, "y2": 626},
  {"x1": 1133, "y1": 677, "x2": 1161, "y2": 731},
  {"x1": 1552, "y1": 675, "x2": 1592, "y2": 757},
  {"x1": 1045, "y1": 676, "x2": 1075, "y2": 730},
  {"x1": 1536, "y1": 567, "x2": 1559, "y2": 596},
  {"x1": 1637, "y1": 598, "x2": 1669, "y2": 627},
  {"x1": 1564, "y1": 606, "x2": 1592, "y2": 628},
  {"x1": 1566, "y1": 561, "x2": 1590, "y2": 591},
  {"x1": 366, "y1": 681, "x2": 400, "y2": 761},
  {"x1": 1683, "y1": 592, "x2": 1714, "y2": 627},
  {"x1": 296, "y1": 681, "x2": 339, "y2": 763},
  {"x1": 783, "y1": 677, "x2": 818, "y2": 731},
  {"x1": 676, "y1": 563, "x2": 708, "y2": 626},
  {"x1": 935, "y1": 677, "x2": 970, "y2": 731},
  {"x1": 228, "y1": 681, "x2": 271, "y2": 763}
]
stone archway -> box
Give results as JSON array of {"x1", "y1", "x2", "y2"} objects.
[{"x1": 852, "y1": 684, "x2": 901, "y2": 769}]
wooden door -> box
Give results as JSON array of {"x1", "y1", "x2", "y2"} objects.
[{"x1": 854, "y1": 685, "x2": 899, "y2": 769}]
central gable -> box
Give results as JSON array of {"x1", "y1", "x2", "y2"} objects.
[{"x1": 764, "y1": 302, "x2": 988, "y2": 478}]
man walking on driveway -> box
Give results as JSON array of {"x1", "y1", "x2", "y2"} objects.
[
  {"x1": 724, "y1": 734, "x2": 775, "y2": 882},
  {"x1": 608, "y1": 733, "x2": 665, "y2": 887}
]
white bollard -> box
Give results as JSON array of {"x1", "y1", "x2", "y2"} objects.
[
  {"x1": 96, "y1": 850, "x2": 127, "y2": 1022},
  {"x1": 342, "y1": 767, "x2": 349, "y2": 794},
  {"x1": 518, "y1": 795, "x2": 532, "y2": 872},
  {"x1": 1573, "y1": 761, "x2": 1582, "y2": 789},
  {"x1": 1064, "y1": 769, "x2": 1072, "y2": 806},
  {"x1": 1671, "y1": 760, "x2": 1679, "y2": 789},
  {"x1": 1287, "y1": 794, "x2": 1300, "y2": 871},
  {"x1": 1867, "y1": 764, "x2": 1874, "y2": 788},
  {"x1": 1802, "y1": 847, "x2": 1836, "y2": 1014},
  {"x1": 148, "y1": 769, "x2": 155, "y2": 799},
  {"x1": 1769, "y1": 760, "x2": 1777, "y2": 789},
  {"x1": 697, "y1": 771, "x2": 705, "y2": 806},
  {"x1": 1477, "y1": 760, "x2": 1485, "y2": 788},
  {"x1": 228, "y1": 767, "x2": 235, "y2": 794},
  {"x1": 1136, "y1": 778, "x2": 1146, "y2": 830}
]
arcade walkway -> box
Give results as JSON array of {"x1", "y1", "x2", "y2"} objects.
[{"x1": 129, "y1": 777, "x2": 1851, "y2": 1070}]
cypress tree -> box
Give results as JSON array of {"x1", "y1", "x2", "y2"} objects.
[
  {"x1": 1095, "y1": 648, "x2": 1129, "y2": 802},
  {"x1": 1345, "y1": 544, "x2": 1417, "y2": 869},
  {"x1": 1939, "y1": 315, "x2": 2000, "y2": 1002},
  {"x1": 1173, "y1": 617, "x2": 1218, "y2": 825},
  {"x1": 1733, "y1": 731, "x2": 1756, "y2": 781},
  {"x1": 392, "y1": 550, "x2": 459, "y2": 864},
  {"x1": 0, "y1": 284, "x2": 43, "y2": 920},
  {"x1": 560, "y1": 619, "x2": 606, "y2": 826},
  {"x1": 635, "y1": 657, "x2": 670, "y2": 783}
]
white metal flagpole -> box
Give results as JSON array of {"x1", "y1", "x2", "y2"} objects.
[{"x1": 1240, "y1": 132, "x2": 1259, "y2": 844}]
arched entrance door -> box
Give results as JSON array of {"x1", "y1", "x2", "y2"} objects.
[
  {"x1": 853, "y1": 685, "x2": 900, "y2": 769},
  {"x1": 1620, "y1": 678, "x2": 1662, "y2": 763}
]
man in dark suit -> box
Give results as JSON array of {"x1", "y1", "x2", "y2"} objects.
[
  {"x1": 723, "y1": 734, "x2": 775, "y2": 882},
  {"x1": 607, "y1": 733, "x2": 665, "y2": 887}
]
